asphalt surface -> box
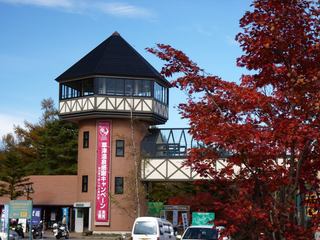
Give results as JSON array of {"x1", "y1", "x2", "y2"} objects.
[{"x1": 19, "y1": 231, "x2": 123, "y2": 240}]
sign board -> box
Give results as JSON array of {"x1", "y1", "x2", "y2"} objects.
[
  {"x1": 172, "y1": 210, "x2": 178, "y2": 226},
  {"x1": 74, "y1": 202, "x2": 91, "y2": 208},
  {"x1": 0, "y1": 205, "x2": 8, "y2": 232},
  {"x1": 62, "y1": 208, "x2": 69, "y2": 225},
  {"x1": 32, "y1": 208, "x2": 41, "y2": 225},
  {"x1": 95, "y1": 121, "x2": 111, "y2": 225},
  {"x1": 164, "y1": 205, "x2": 190, "y2": 211},
  {"x1": 9, "y1": 200, "x2": 32, "y2": 219},
  {"x1": 148, "y1": 202, "x2": 164, "y2": 217},
  {"x1": 192, "y1": 212, "x2": 215, "y2": 226},
  {"x1": 182, "y1": 212, "x2": 189, "y2": 230}
]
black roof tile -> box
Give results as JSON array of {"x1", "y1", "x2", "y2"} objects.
[{"x1": 56, "y1": 32, "x2": 169, "y2": 86}]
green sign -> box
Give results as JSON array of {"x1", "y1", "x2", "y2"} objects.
[
  {"x1": 147, "y1": 202, "x2": 164, "y2": 217},
  {"x1": 9, "y1": 200, "x2": 32, "y2": 219},
  {"x1": 192, "y1": 212, "x2": 215, "y2": 226}
]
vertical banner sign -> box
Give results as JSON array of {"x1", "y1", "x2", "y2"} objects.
[
  {"x1": 0, "y1": 206, "x2": 3, "y2": 232},
  {"x1": 96, "y1": 121, "x2": 111, "y2": 224},
  {"x1": 32, "y1": 208, "x2": 41, "y2": 225},
  {"x1": 62, "y1": 208, "x2": 69, "y2": 226},
  {"x1": 172, "y1": 210, "x2": 178, "y2": 226},
  {"x1": 0, "y1": 205, "x2": 8, "y2": 232},
  {"x1": 181, "y1": 212, "x2": 189, "y2": 231}
]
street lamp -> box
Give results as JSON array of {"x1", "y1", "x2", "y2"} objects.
[{"x1": 24, "y1": 183, "x2": 34, "y2": 200}]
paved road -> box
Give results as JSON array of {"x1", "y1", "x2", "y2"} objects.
[
  {"x1": 20, "y1": 232, "x2": 88, "y2": 240},
  {"x1": 22, "y1": 231, "x2": 120, "y2": 239}
]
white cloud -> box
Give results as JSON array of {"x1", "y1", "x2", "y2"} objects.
[
  {"x1": 0, "y1": 113, "x2": 25, "y2": 138},
  {"x1": 96, "y1": 2, "x2": 153, "y2": 18},
  {"x1": 0, "y1": 0, "x2": 154, "y2": 18},
  {"x1": 0, "y1": 0, "x2": 74, "y2": 8}
]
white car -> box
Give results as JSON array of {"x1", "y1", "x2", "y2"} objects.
[
  {"x1": 180, "y1": 225, "x2": 230, "y2": 240},
  {"x1": 132, "y1": 217, "x2": 176, "y2": 240},
  {"x1": 180, "y1": 225, "x2": 218, "y2": 240}
]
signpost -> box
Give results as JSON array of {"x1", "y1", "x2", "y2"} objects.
[
  {"x1": 9, "y1": 200, "x2": 32, "y2": 219},
  {"x1": 163, "y1": 205, "x2": 190, "y2": 228},
  {"x1": 9, "y1": 200, "x2": 32, "y2": 240}
]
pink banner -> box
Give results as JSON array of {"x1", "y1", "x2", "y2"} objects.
[{"x1": 96, "y1": 121, "x2": 111, "y2": 224}]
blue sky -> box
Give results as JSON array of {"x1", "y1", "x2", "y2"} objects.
[{"x1": 0, "y1": 0, "x2": 252, "y2": 137}]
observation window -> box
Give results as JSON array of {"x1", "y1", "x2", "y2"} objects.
[
  {"x1": 59, "y1": 77, "x2": 167, "y2": 104},
  {"x1": 154, "y1": 82, "x2": 168, "y2": 104}
]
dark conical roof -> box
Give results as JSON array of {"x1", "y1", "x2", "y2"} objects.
[{"x1": 56, "y1": 32, "x2": 169, "y2": 86}]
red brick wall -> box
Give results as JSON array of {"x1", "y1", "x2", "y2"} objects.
[
  {"x1": 77, "y1": 118, "x2": 149, "y2": 232},
  {"x1": 0, "y1": 175, "x2": 77, "y2": 205}
]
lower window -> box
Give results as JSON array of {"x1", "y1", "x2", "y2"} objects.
[{"x1": 115, "y1": 177, "x2": 124, "y2": 194}]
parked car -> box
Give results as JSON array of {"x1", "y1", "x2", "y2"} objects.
[
  {"x1": 132, "y1": 217, "x2": 176, "y2": 240},
  {"x1": 180, "y1": 225, "x2": 218, "y2": 240}
]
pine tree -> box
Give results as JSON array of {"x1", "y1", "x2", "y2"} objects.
[{"x1": 0, "y1": 151, "x2": 32, "y2": 200}]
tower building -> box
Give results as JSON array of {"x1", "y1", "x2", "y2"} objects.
[{"x1": 56, "y1": 32, "x2": 169, "y2": 233}]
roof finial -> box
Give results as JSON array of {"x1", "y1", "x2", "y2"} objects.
[{"x1": 112, "y1": 31, "x2": 120, "y2": 36}]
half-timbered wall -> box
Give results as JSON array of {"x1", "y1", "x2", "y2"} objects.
[
  {"x1": 141, "y1": 158, "x2": 230, "y2": 181},
  {"x1": 59, "y1": 95, "x2": 168, "y2": 119}
]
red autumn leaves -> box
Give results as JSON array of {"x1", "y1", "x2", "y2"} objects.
[{"x1": 148, "y1": 0, "x2": 319, "y2": 239}]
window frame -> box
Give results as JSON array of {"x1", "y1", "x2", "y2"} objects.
[
  {"x1": 83, "y1": 131, "x2": 89, "y2": 148},
  {"x1": 82, "y1": 175, "x2": 88, "y2": 192},
  {"x1": 116, "y1": 140, "x2": 125, "y2": 157},
  {"x1": 115, "y1": 176, "x2": 124, "y2": 194}
]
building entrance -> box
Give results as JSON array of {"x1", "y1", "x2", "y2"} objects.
[{"x1": 74, "y1": 202, "x2": 91, "y2": 233}]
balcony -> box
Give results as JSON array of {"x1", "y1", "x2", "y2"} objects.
[
  {"x1": 58, "y1": 77, "x2": 169, "y2": 124},
  {"x1": 140, "y1": 128, "x2": 230, "y2": 181},
  {"x1": 59, "y1": 95, "x2": 168, "y2": 124}
]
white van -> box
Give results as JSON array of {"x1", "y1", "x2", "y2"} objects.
[{"x1": 132, "y1": 217, "x2": 176, "y2": 240}]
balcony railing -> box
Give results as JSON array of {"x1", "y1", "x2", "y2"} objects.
[{"x1": 141, "y1": 128, "x2": 199, "y2": 158}]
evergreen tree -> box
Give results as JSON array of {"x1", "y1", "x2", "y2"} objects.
[
  {"x1": 0, "y1": 151, "x2": 32, "y2": 200},
  {"x1": 1, "y1": 98, "x2": 78, "y2": 175},
  {"x1": 16, "y1": 98, "x2": 78, "y2": 174}
]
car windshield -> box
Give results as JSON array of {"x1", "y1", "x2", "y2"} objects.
[
  {"x1": 133, "y1": 221, "x2": 157, "y2": 235},
  {"x1": 182, "y1": 227, "x2": 218, "y2": 240}
]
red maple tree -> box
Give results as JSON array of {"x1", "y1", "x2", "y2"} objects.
[{"x1": 148, "y1": 0, "x2": 319, "y2": 239}]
